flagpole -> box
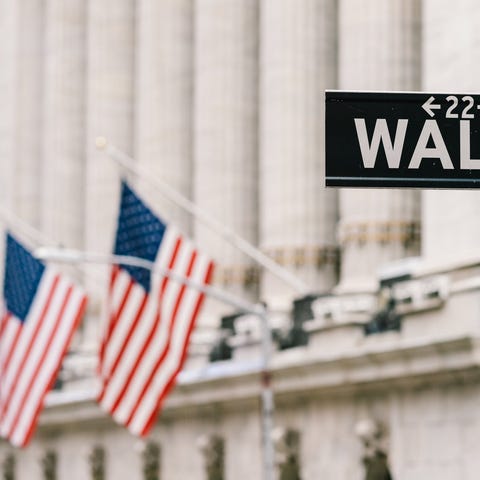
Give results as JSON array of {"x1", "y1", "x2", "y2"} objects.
[
  {"x1": 34, "y1": 246, "x2": 276, "y2": 480},
  {"x1": 0, "y1": 206, "x2": 52, "y2": 245},
  {"x1": 0, "y1": 208, "x2": 105, "y2": 290},
  {"x1": 95, "y1": 137, "x2": 309, "y2": 296},
  {"x1": 35, "y1": 247, "x2": 263, "y2": 315}
]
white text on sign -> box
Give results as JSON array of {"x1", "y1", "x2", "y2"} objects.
[{"x1": 354, "y1": 119, "x2": 480, "y2": 170}]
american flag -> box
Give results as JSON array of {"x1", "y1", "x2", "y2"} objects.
[
  {"x1": 97, "y1": 182, "x2": 214, "y2": 437},
  {"x1": 0, "y1": 233, "x2": 88, "y2": 447}
]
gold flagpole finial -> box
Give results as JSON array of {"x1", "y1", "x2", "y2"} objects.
[{"x1": 95, "y1": 136, "x2": 107, "y2": 150}]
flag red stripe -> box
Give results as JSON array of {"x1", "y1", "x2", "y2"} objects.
[
  {"x1": 98, "y1": 266, "x2": 120, "y2": 371},
  {"x1": 104, "y1": 236, "x2": 183, "y2": 414},
  {"x1": 109, "y1": 265, "x2": 119, "y2": 292},
  {"x1": 107, "y1": 310, "x2": 160, "y2": 414},
  {"x1": 0, "y1": 315, "x2": 21, "y2": 409},
  {"x1": 7, "y1": 286, "x2": 74, "y2": 439},
  {"x1": 105, "y1": 277, "x2": 135, "y2": 347},
  {"x1": 0, "y1": 275, "x2": 60, "y2": 422},
  {"x1": 97, "y1": 291, "x2": 148, "y2": 403},
  {"x1": 162, "y1": 236, "x2": 183, "y2": 293},
  {"x1": 125, "y1": 249, "x2": 198, "y2": 427},
  {"x1": 0, "y1": 313, "x2": 10, "y2": 339},
  {"x1": 1, "y1": 235, "x2": 88, "y2": 447},
  {"x1": 0, "y1": 321, "x2": 21, "y2": 389},
  {"x1": 98, "y1": 210, "x2": 214, "y2": 438},
  {"x1": 20, "y1": 293, "x2": 88, "y2": 447},
  {"x1": 99, "y1": 278, "x2": 135, "y2": 379},
  {"x1": 140, "y1": 260, "x2": 214, "y2": 436}
]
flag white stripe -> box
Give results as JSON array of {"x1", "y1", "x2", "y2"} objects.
[
  {"x1": 154, "y1": 227, "x2": 179, "y2": 274},
  {"x1": 0, "y1": 269, "x2": 58, "y2": 419},
  {"x1": 10, "y1": 288, "x2": 85, "y2": 446},
  {"x1": 0, "y1": 317, "x2": 19, "y2": 373},
  {"x1": 109, "y1": 269, "x2": 131, "y2": 317},
  {"x1": 112, "y1": 240, "x2": 195, "y2": 424},
  {"x1": 102, "y1": 283, "x2": 145, "y2": 378},
  {"x1": 1, "y1": 236, "x2": 87, "y2": 447},
  {"x1": 129, "y1": 255, "x2": 210, "y2": 434},
  {"x1": 13, "y1": 287, "x2": 81, "y2": 432},
  {"x1": 100, "y1": 291, "x2": 158, "y2": 410},
  {"x1": 1, "y1": 275, "x2": 70, "y2": 436},
  {"x1": 98, "y1": 270, "x2": 131, "y2": 379},
  {"x1": 0, "y1": 318, "x2": 20, "y2": 408},
  {"x1": 98, "y1": 186, "x2": 213, "y2": 437},
  {"x1": 99, "y1": 227, "x2": 179, "y2": 410}
]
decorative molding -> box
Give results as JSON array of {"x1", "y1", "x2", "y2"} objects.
[
  {"x1": 309, "y1": 294, "x2": 375, "y2": 326},
  {"x1": 39, "y1": 334, "x2": 480, "y2": 431},
  {"x1": 213, "y1": 265, "x2": 260, "y2": 288},
  {"x1": 338, "y1": 221, "x2": 420, "y2": 247},
  {"x1": 261, "y1": 246, "x2": 339, "y2": 268}
]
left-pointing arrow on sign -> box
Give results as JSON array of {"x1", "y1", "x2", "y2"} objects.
[{"x1": 422, "y1": 96, "x2": 441, "y2": 117}]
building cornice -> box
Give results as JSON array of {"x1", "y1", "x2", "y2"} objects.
[{"x1": 37, "y1": 333, "x2": 480, "y2": 434}]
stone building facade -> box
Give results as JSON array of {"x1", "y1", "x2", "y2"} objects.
[{"x1": 1, "y1": 0, "x2": 480, "y2": 479}]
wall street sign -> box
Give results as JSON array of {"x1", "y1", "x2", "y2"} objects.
[{"x1": 325, "y1": 91, "x2": 480, "y2": 188}]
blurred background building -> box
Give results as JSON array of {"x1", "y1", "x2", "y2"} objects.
[{"x1": 1, "y1": 0, "x2": 480, "y2": 478}]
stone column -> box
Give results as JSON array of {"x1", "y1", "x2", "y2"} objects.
[
  {"x1": 42, "y1": 0, "x2": 86, "y2": 254},
  {"x1": 0, "y1": 0, "x2": 45, "y2": 292},
  {"x1": 0, "y1": 0, "x2": 18, "y2": 291},
  {"x1": 338, "y1": 0, "x2": 421, "y2": 291},
  {"x1": 135, "y1": 0, "x2": 193, "y2": 236},
  {"x1": 194, "y1": 0, "x2": 259, "y2": 304},
  {"x1": 260, "y1": 0, "x2": 338, "y2": 308},
  {"x1": 422, "y1": 0, "x2": 480, "y2": 263},
  {"x1": 12, "y1": 0, "x2": 45, "y2": 229},
  {"x1": 0, "y1": 0, "x2": 17, "y2": 206},
  {"x1": 85, "y1": 0, "x2": 135, "y2": 344}
]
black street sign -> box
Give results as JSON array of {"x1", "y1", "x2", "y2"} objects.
[{"x1": 325, "y1": 90, "x2": 480, "y2": 188}]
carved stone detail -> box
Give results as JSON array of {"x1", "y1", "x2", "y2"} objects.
[
  {"x1": 41, "y1": 451, "x2": 57, "y2": 480},
  {"x1": 197, "y1": 434, "x2": 224, "y2": 480},
  {"x1": 88, "y1": 446, "x2": 105, "y2": 480},
  {"x1": 142, "y1": 441, "x2": 161, "y2": 480},
  {"x1": 355, "y1": 419, "x2": 393, "y2": 480},
  {"x1": 2, "y1": 454, "x2": 15, "y2": 480},
  {"x1": 272, "y1": 427, "x2": 302, "y2": 480},
  {"x1": 339, "y1": 221, "x2": 420, "y2": 247}
]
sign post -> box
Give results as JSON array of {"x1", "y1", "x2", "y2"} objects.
[{"x1": 326, "y1": 91, "x2": 480, "y2": 188}]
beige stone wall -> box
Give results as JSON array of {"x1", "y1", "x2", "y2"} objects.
[
  {"x1": 194, "y1": 0, "x2": 259, "y2": 305},
  {"x1": 421, "y1": 0, "x2": 480, "y2": 263},
  {"x1": 11, "y1": 0, "x2": 45, "y2": 229},
  {"x1": 260, "y1": 0, "x2": 338, "y2": 307},
  {"x1": 41, "y1": 0, "x2": 86, "y2": 252},
  {"x1": 135, "y1": 0, "x2": 194, "y2": 236},
  {"x1": 338, "y1": 0, "x2": 422, "y2": 292},
  {"x1": 83, "y1": 0, "x2": 136, "y2": 350}
]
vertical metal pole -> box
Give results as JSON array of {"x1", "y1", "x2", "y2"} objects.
[{"x1": 259, "y1": 306, "x2": 275, "y2": 480}]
